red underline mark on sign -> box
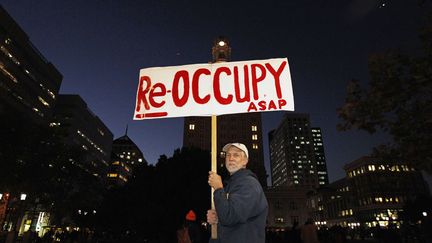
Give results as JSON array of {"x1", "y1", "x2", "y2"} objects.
[{"x1": 135, "y1": 112, "x2": 168, "y2": 119}]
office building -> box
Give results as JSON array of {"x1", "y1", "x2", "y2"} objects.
[
  {"x1": 0, "y1": 6, "x2": 62, "y2": 126},
  {"x1": 269, "y1": 113, "x2": 328, "y2": 189},
  {"x1": 52, "y1": 94, "x2": 113, "y2": 178}
]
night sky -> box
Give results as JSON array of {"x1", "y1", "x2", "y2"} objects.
[{"x1": 1, "y1": 0, "x2": 427, "y2": 184}]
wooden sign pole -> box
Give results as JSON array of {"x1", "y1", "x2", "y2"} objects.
[{"x1": 211, "y1": 115, "x2": 218, "y2": 239}]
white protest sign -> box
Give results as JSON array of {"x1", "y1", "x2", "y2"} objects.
[{"x1": 133, "y1": 58, "x2": 294, "y2": 119}]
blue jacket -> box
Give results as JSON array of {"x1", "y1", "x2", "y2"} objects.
[{"x1": 210, "y1": 168, "x2": 268, "y2": 243}]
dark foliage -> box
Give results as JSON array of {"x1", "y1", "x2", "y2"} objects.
[
  {"x1": 95, "y1": 147, "x2": 211, "y2": 241},
  {"x1": 337, "y1": 10, "x2": 432, "y2": 173}
]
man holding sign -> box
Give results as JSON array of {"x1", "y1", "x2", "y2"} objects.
[
  {"x1": 207, "y1": 143, "x2": 268, "y2": 243},
  {"x1": 134, "y1": 57, "x2": 294, "y2": 242}
]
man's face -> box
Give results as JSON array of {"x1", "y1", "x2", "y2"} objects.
[{"x1": 225, "y1": 146, "x2": 248, "y2": 174}]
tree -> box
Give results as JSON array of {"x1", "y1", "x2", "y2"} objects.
[
  {"x1": 337, "y1": 12, "x2": 432, "y2": 173},
  {"x1": 95, "y1": 147, "x2": 211, "y2": 242}
]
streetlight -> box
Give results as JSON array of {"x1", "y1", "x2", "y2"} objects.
[{"x1": 422, "y1": 212, "x2": 427, "y2": 217}]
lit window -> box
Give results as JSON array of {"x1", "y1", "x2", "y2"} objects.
[
  {"x1": 0, "y1": 61, "x2": 18, "y2": 83},
  {"x1": 38, "y1": 96, "x2": 50, "y2": 107},
  {"x1": 252, "y1": 134, "x2": 258, "y2": 140},
  {"x1": 251, "y1": 125, "x2": 257, "y2": 131},
  {"x1": 252, "y1": 144, "x2": 258, "y2": 149},
  {"x1": 189, "y1": 124, "x2": 195, "y2": 130}
]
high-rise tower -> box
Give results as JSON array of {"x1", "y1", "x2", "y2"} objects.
[{"x1": 269, "y1": 113, "x2": 329, "y2": 189}]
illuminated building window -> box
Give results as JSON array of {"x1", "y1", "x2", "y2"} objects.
[
  {"x1": 38, "y1": 96, "x2": 50, "y2": 107},
  {"x1": 251, "y1": 125, "x2": 257, "y2": 131},
  {"x1": 112, "y1": 161, "x2": 120, "y2": 165},
  {"x1": 189, "y1": 124, "x2": 195, "y2": 130},
  {"x1": 138, "y1": 158, "x2": 143, "y2": 162},
  {"x1": 252, "y1": 144, "x2": 258, "y2": 149},
  {"x1": 107, "y1": 173, "x2": 118, "y2": 178},
  {"x1": 275, "y1": 217, "x2": 284, "y2": 223},
  {"x1": 0, "y1": 61, "x2": 18, "y2": 83},
  {"x1": 252, "y1": 134, "x2": 258, "y2": 140}
]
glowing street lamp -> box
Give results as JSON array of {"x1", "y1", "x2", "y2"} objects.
[{"x1": 422, "y1": 212, "x2": 427, "y2": 217}]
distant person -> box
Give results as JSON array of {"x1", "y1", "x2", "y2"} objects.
[
  {"x1": 207, "y1": 143, "x2": 268, "y2": 243},
  {"x1": 300, "y1": 218, "x2": 319, "y2": 243},
  {"x1": 178, "y1": 210, "x2": 202, "y2": 243},
  {"x1": 186, "y1": 210, "x2": 202, "y2": 243}
]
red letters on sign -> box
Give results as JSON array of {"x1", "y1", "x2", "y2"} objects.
[
  {"x1": 265, "y1": 61, "x2": 287, "y2": 99},
  {"x1": 213, "y1": 67, "x2": 233, "y2": 105},
  {"x1": 172, "y1": 70, "x2": 190, "y2": 107},
  {"x1": 251, "y1": 64, "x2": 267, "y2": 100},
  {"x1": 233, "y1": 66, "x2": 250, "y2": 103},
  {"x1": 192, "y1": 68, "x2": 211, "y2": 104},
  {"x1": 149, "y1": 83, "x2": 166, "y2": 108},
  {"x1": 136, "y1": 76, "x2": 152, "y2": 111},
  {"x1": 135, "y1": 59, "x2": 291, "y2": 118}
]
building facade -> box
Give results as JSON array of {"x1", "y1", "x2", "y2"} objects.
[
  {"x1": 311, "y1": 127, "x2": 329, "y2": 186},
  {"x1": 0, "y1": 6, "x2": 62, "y2": 125},
  {"x1": 183, "y1": 37, "x2": 267, "y2": 186},
  {"x1": 0, "y1": 6, "x2": 63, "y2": 236},
  {"x1": 306, "y1": 156, "x2": 429, "y2": 229},
  {"x1": 107, "y1": 133, "x2": 147, "y2": 186},
  {"x1": 343, "y1": 156, "x2": 429, "y2": 228},
  {"x1": 52, "y1": 94, "x2": 113, "y2": 178},
  {"x1": 265, "y1": 187, "x2": 309, "y2": 228},
  {"x1": 269, "y1": 113, "x2": 328, "y2": 189}
]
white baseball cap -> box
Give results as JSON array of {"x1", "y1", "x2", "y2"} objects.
[{"x1": 222, "y1": 143, "x2": 249, "y2": 158}]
